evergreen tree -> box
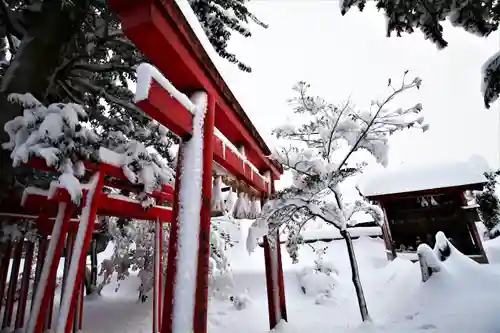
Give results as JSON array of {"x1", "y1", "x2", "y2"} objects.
[
  {"x1": 0, "y1": 0, "x2": 262, "y2": 202},
  {"x1": 339, "y1": 0, "x2": 500, "y2": 108},
  {"x1": 476, "y1": 170, "x2": 500, "y2": 230},
  {"x1": 189, "y1": 0, "x2": 268, "y2": 72},
  {"x1": 0, "y1": 0, "x2": 260, "y2": 297}
]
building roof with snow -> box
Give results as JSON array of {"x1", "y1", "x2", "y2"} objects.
[{"x1": 357, "y1": 155, "x2": 489, "y2": 199}]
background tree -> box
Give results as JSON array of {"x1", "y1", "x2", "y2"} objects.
[
  {"x1": 339, "y1": 0, "x2": 500, "y2": 108},
  {"x1": 0, "y1": 0, "x2": 263, "y2": 202},
  {"x1": 257, "y1": 72, "x2": 428, "y2": 321},
  {"x1": 189, "y1": 0, "x2": 268, "y2": 72},
  {"x1": 476, "y1": 170, "x2": 500, "y2": 231}
]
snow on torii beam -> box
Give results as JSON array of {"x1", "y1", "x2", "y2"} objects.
[
  {"x1": 135, "y1": 63, "x2": 271, "y2": 193},
  {"x1": 109, "y1": 0, "x2": 282, "y2": 182}
]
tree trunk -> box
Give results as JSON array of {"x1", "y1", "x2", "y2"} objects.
[
  {"x1": 341, "y1": 229, "x2": 371, "y2": 322},
  {"x1": 0, "y1": 0, "x2": 91, "y2": 204}
]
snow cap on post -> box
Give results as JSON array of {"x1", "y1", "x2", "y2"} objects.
[
  {"x1": 134, "y1": 63, "x2": 195, "y2": 138},
  {"x1": 135, "y1": 63, "x2": 196, "y2": 113}
]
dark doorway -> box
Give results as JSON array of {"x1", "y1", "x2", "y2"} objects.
[{"x1": 385, "y1": 193, "x2": 479, "y2": 256}]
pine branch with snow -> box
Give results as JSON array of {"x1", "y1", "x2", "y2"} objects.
[
  {"x1": 3, "y1": 96, "x2": 175, "y2": 202},
  {"x1": 339, "y1": 0, "x2": 500, "y2": 108},
  {"x1": 0, "y1": 0, "x2": 263, "y2": 202},
  {"x1": 475, "y1": 170, "x2": 500, "y2": 232},
  {"x1": 189, "y1": 0, "x2": 268, "y2": 72},
  {"x1": 0, "y1": 219, "x2": 38, "y2": 244}
]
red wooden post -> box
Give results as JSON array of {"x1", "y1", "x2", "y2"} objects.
[
  {"x1": 78, "y1": 279, "x2": 84, "y2": 330},
  {"x1": 15, "y1": 240, "x2": 35, "y2": 329},
  {"x1": 263, "y1": 237, "x2": 278, "y2": 328},
  {"x1": 45, "y1": 285, "x2": 55, "y2": 330},
  {"x1": 25, "y1": 202, "x2": 74, "y2": 333},
  {"x1": 276, "y1": 229, "x2": 287, "y2": 322},
  {"x1": 193, "y1": 93, "x2": 215, "y2": 333},
  {"x1": 262, "y1": 171, "x2": 279, "y2": 329},
  {"x1": 153, "y1": 216, "x2": 163, "y2": 333},
  {"x1": 162, "y1": 148, "x2": 183, "y2": 333},
  {"x1": 73, "y1": 279, "x2": 83, "y2": 332},
  {"x1": 3, "y1": 238, "x2": 24, "y2": 329},
  {"x1": 271, "y1": 179, "x2": 287, "y2": 322},
  {"x1": 60, "y1": 171, "x2": 105, "y2": 333},
  {"x1": 0, "y1": 240, "x2": 12, "y2": 322}
]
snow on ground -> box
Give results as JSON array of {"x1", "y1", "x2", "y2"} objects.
[
  {"x1": 484, "y1": 236, "x2": 500, "y2": 264},
  {"x1": 5, "y1": 218, "x2": 494, "y2": 332},
  {"x1": 73, "y1": 219, "x2": 500, "y2": 333}
]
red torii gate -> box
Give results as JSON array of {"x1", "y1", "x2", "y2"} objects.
[
  {"x1": 110, "y1": 0, "x2": 286, "y2": 333},
  {"x1": 0, "y1": 0, "x2": 287, "y2": 332},
  {"x1": 0, "y1": 158, "x2": 174, "y2": 333},
  {"x1": 107, "y1": 0, "x2": 287, "y2": 331}
]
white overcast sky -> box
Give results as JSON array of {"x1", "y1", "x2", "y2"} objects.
[{"x1": 213, "y1": 1, "x2": 500, "y2": 174}]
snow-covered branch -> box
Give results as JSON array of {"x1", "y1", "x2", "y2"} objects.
[
  {"x1": 262, "y1": 71, "x2": 426, "y2": 262},
  {"x1": 71, "y1": 62, "x2": 134, "y2": 74},
  {"x1": 2, "y1": 94, "x2": 174, "y2": 202}
]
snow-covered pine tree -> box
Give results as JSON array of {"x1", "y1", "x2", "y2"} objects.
[
  {"x1": 189, "y1": 0, "x2": 267, "y2": 72},
  {"x1": 0, "y1": 0, "x2": 263, "y2": 204},
  {"x1": 339, "y1": 0, "x2": 500, "y2": 108},
  {"x1": 257, "y1": 71, "x2": 428, "y2": 321},
  {"x1": 476, "y1": 170, "x2": 500, "y2": 232},
  {"x1": 0, "y1": 0, "x2": 262, "y2": 273}
]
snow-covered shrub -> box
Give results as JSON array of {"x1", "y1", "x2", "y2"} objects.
[
  {"x1": 297, "y1": 245, "x2": 340, "y2": 304},
  {"x1": 475, "y1": 170, "x2": 500, "y2": 231},
  {"x1": 97, "y1": 217, "x2": 168, "y2": 298},
  {"x1": 230, "y1": 293, "x2": 252, "y2": 310},
  {"x1": 2, "y1": 94, "x2": 174, "y2": 203},
  {"x1": 209, "y1": 215, "x2": 237, "y2": 297},
  {"x1": 100, "y1": 215, "x2": 235, "y2": 300},
  {"x1": 297, "y1": 266, "x2": 339, "y2": 303},
  {"x1": 313, "y1": 246, "x2": 339, "y2": 276}
]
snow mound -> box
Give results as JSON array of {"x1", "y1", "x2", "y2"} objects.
[
  {"x1": 386, "y1": 232, "x2": 500, "y2": 332},
  {"x1": 296, "y1": 266, "x2": 340, "y2": 304},
  {"x1": 231, "y1": 293, "x2": 252, "y2": 310},
  {"x1": 270, "y1": 320, "x2": 296, "y2": 332},
  {"x1": 484, "y1": 236, "x2": 500, "y2": 263}
]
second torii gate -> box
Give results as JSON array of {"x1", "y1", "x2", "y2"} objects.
[{"x1": 109, "y1": 0, "x2": 287, "y2": 332}]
